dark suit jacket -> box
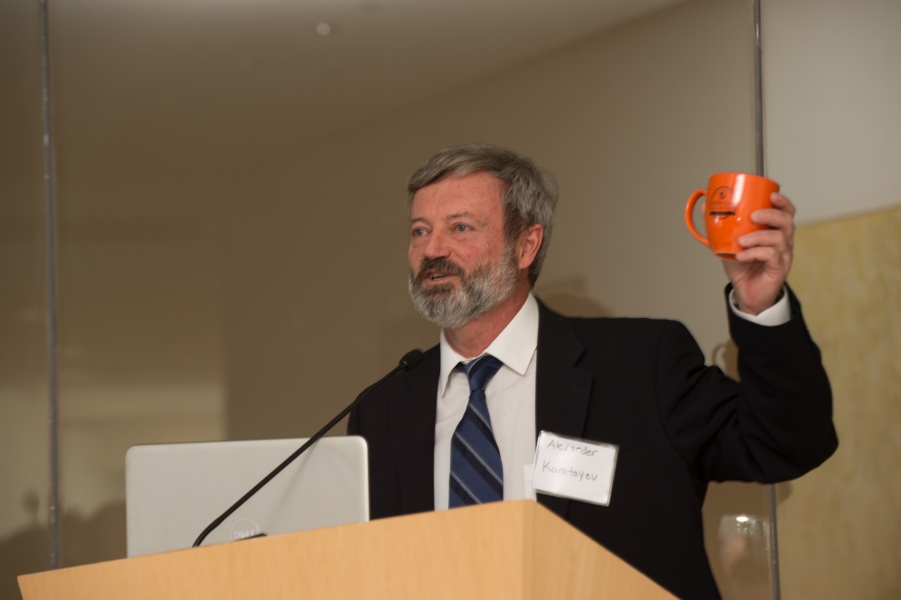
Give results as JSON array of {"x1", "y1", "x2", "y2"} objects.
[{"x1": 349, "y1": 288, "x2": 837, "y2": 599}]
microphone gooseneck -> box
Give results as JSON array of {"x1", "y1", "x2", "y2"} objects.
[
  {"x1": 399, "y1": 348, "x2": 424, "y2": 370},
  {"x1": 192, "y1": 349, "x2": 424, "y2": 548}
]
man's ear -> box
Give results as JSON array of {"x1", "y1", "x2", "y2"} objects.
[{"x1": 517, "y1": 224, "x2": 544, "y2": 270}]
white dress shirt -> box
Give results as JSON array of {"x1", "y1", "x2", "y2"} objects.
[{"x1": 432, "y1": 289, "x2": 790, "y2": 510}]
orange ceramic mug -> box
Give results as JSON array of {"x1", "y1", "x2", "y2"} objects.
[{"x1": 685, "y1": 172, "x2": 779, "y2": 259}]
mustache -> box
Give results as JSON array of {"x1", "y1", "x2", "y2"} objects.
[{"x1": 414, "y1": 257, "x2": 465, "y2": 283}]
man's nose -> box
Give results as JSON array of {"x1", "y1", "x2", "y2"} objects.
[{"x1": 422, "y1": 229, "x2": 450, "y2": 259}]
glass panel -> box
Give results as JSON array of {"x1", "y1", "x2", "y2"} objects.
[
  {"x1": 50, "y1": 0, "x2": 771, "y2": 597},
  {"x1": 785, "y1": 208, "x2": 901, "y2": 599},
  {"x1": 766, "y1": 1, "x2": 901, "y2": 597},
  {"x1": 0, "y1": 1, "x2": 52, "y2": 597},
  {"x1": 51, "y1": 2, "x2": 226, "y2": 568}
]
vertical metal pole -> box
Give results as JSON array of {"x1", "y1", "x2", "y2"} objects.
[
  {"x1": 38, "y1": 0, "x2": 61, "y2": 570},
  {"x1": 754, "y1": 0, "x2": 766, "y2": 177},
  {"x1": 768, "y1": 483, "x2": 781, "y2": 600},
  {"x1": 754, "y1": 1, "x2": 781, "y2": 599}
]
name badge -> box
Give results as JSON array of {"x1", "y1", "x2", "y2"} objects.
[{"x1": 530, "y1": 431, "x2": 618, "y2": 506}]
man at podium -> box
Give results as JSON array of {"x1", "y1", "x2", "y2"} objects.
[{"x1": 348, "y1": 143, "x2": 837, "y2": 599}]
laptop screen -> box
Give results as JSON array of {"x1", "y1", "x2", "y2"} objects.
[{"x1": 125, "y1": 436, "x2": 368, "y2": 557}]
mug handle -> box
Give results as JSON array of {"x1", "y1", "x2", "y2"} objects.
[{"x1": 685, "y1": 189, "x2": 709, "y2": 247}]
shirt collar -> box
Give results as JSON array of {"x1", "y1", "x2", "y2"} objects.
[{"x1": 438, "y1": 293, "x2": 539, "y2": 397}]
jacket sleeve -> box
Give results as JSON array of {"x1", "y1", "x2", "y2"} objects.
[{"x1": 655, "y1": 286, "x2": 838, "y2": 483}]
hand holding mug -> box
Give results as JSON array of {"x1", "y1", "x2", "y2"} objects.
[{"x1": 685, "y1": 173, "x2": 796, "y2": 315}]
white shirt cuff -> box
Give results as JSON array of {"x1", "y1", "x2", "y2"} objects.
[{"x1": 728, "y1": 287, "x2": 791, "y2": 326}]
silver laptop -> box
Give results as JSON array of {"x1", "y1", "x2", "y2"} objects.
[{"x1": 125, "y1": 436, "x2": 369, "y2": 557}]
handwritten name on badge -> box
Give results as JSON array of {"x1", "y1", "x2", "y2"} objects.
[{"x1": 530, "y1": 431, "x2": 618, "y2": 506}]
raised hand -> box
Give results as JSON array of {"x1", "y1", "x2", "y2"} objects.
[{"x1": 722, "y1": 192, "x2": 796, "y2": 315}]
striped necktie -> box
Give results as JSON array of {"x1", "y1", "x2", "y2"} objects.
[{"x1": 449, "y1": 354, "x2": 504, "y2": 507}]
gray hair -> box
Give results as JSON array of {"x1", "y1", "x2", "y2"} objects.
[{"x1": 407, "y1": 143, "x2": 558, "y2": 287}]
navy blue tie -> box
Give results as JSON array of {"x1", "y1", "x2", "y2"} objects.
[{"x1": 449, "y1": 354, "x2": 504, "y2": 507}]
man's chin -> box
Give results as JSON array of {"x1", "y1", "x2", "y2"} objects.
[{"x1": 413, "y1": 281, "x2": 457, "y2": 298}]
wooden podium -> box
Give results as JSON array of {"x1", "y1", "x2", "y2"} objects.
[{"x1": 19, "y1": 500, "x2": 674, "y2": 599}]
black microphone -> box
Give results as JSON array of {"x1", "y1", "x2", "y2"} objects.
[{"x1": 192, "y1": 349, "x2": 424, "y2": 548}]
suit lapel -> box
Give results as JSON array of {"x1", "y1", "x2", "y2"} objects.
[
  {"x1": 534, "y1": 300, "x2": 594, "y2": 520},
  {"x1": 389, "y1": 346, "x2": 439, "y2": 514}
]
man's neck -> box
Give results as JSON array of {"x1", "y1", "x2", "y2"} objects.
[{"x1": 443, "y1": 284, "x2": 530, "y2": 359}]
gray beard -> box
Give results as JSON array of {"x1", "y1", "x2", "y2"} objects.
[{"x1": 408, "y1": 247, "x2": 519, "y2": 329}]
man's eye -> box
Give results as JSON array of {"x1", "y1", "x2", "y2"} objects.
[
  {"x1": 455, "y1": 224, "x2": 469, "y2": 232},
  {"x1": 412, "y1": 228, "x2": 426, "y2": 237}
]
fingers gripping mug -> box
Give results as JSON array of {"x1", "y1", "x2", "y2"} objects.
[{"x1": 685, "y1": 172, "x2": 779, "y2": 259}]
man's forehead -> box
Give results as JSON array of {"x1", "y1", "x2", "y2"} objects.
[{"x1": 410, "y1": 172, "x2": 505, "y2": 215}]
